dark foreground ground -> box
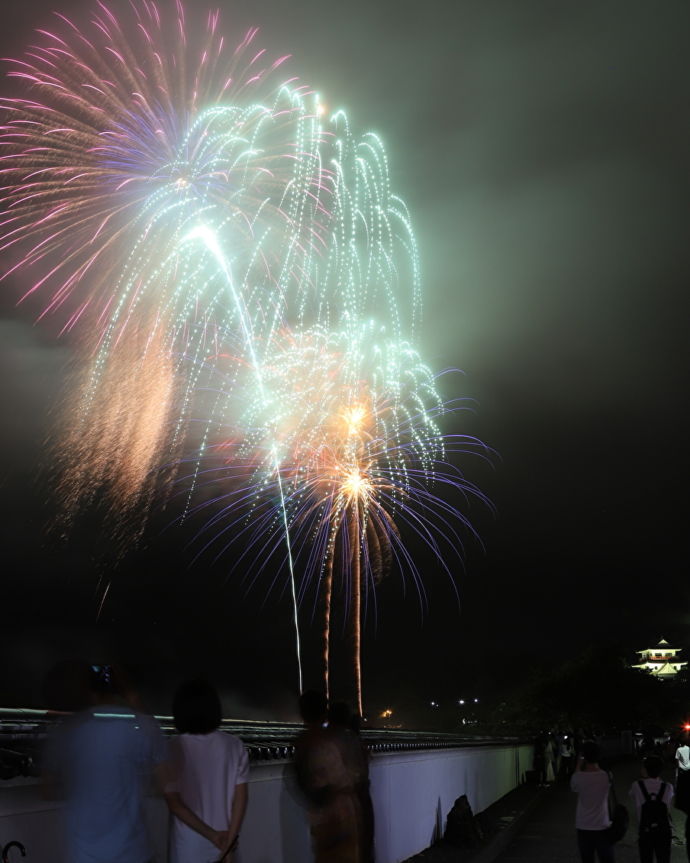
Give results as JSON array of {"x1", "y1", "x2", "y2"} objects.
[{"x1": 406, "y1": 756, "x2": 689, "y2": 863}]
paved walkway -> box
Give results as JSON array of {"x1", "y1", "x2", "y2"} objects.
[
  {"x1": 406, "y1": 757, "x2": 689, "y2": 863},
  {"x1": 494, "y1": 758, "x2": 688, "y2": 863},
  {"x1": 405, "y1": 780, "x2": 543, "y2": 862}
]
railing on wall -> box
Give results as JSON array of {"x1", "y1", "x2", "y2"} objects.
[{"x1": 0, "y1": 706, "x2": 523, "y2": 776}]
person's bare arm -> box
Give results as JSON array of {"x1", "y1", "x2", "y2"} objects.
[
  {"x1": 153, "y1": 758, "x2": 172, "y2": 795},
  {"x1": 224, "y1": 782, "x2": 248, "y2": 851},
  {"x1": 164, "y1": 791, "x2": 229, "y2": 850}
]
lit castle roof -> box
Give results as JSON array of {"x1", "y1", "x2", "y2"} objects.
[{"x1": 634, "y1": 637, "x2": 686, "y2": 679}]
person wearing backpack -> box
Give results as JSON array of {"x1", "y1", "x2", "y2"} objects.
[{"x1": 629, "y1": 755, "x2": 674, "y2": 863}]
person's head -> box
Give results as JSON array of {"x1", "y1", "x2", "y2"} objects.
[
  {"x1": 299, "y1": 690, "x2": 327, "y2": 726},
  {"x1": 328, "y1": 701, "x2": 352, "y2": 729},
  {"x1": 582, "y1": 741, "x2": 600, "y2": 765},
  {"x1": 87, "y1": 663, "x2": 128, "y2": 704},
  {"x1": 173, "y1": 679, "x2": 222, "y2": 734},
  {"x1": 644, "y1": 755, "x2": 663, "y2": 778}
]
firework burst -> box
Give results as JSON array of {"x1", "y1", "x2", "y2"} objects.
[{"x1": 2, "y1": 2, "x2": 490, "y2": 709}]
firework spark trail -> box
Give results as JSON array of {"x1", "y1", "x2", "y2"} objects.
[
  {"x1": 0, "y1": 4, "x2": 335, "y2": 691},
  {"x1": 0, "y1": 5, "x2": 420, "y2": 346},
  {"x1": 189, "y1": 267, "x2": 482, "y2": 708},
  {"x1": 1, "y1": 1, "x2": 422, "y2": 533},
  {"x1": 0, "y1": 3, "x2": 296, "y2": 323},
  {"x1": 1, "y1": 1, "x2": 424, "y2": 508},
  {"x1": 56, "y1": 322, "x2": 178, "y2": 514},
  {"x1": 189, "y1": 224, "x2": 303, "y2": 693}
]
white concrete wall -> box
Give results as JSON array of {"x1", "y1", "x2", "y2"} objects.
[
  {"x1": 0, "y1": 743, "x2": 532, "y2": 863},
  {"x1": 369, "y1": 744, "x2": 532, "y2": 862}
]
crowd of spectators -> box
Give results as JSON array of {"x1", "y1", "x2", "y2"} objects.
[{"x1": 42, "y1": 663, "x2": 373, "y2": 863}]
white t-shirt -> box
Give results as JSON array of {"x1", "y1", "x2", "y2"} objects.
[
  {"x1": 167, "y1": 730, "x2": 249, "y2": 863},
  {"x1": 676, "y1": 745, "x2": 690, "y2": 771},
  {"x1": 629, "y1": 777, "x2": 674, "y2": 823},
  {"x1": 571, "y1": 769, "x2": 612, "y2": 830}
]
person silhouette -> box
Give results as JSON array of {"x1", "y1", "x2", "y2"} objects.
[
  {"x1": 294, "y1": 691, "x2": 363, "y2": 863},
  {"x1": 43, "y1": 663, "x2": 168, "y2": 863},
  {"x1": 328, "y1": 702, "x2": 375, "y2": 862},
  {"x1": 164, "y1": 679, "x2": 248, "y2": 863},
  {"x1": 571, "y1": 741, "x2": 615, "y2": 863}
]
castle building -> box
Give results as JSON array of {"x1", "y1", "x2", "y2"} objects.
[{"x1": 633, "y1": 637, "x2": 687, "y2": 680}]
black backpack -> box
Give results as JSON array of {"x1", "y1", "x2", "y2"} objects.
[
  {"x1": 444, "y1": 794, "x2": 484, "y2": 847},
  {"x1": 638, "y1": 780, "x2": 670, "y2": 835}
]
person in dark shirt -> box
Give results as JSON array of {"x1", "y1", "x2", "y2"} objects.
[
  {"x1": 328, "y1": 702, "x2": 374, "y2": 862},
  {"x1": 294, "y1": 691, "x2": 363, "y2": 863},
  {"x1": 43, "y1": 664, "x2": 168, "y2": 863}
]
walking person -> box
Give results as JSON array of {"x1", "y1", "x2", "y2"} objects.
[
  {"x1": 674, "y1": 736, "x2": 690, "y2": 860},
  {"x1": 570, "y1": 740, "x2": 615, "y2": 863},
  {"x1": 164, "y1": 679, "x2": 248, "y2": 863},
  {"x1": 533, "y1": 734, "x2": 546, "y2": 786},
  {"x1": 545, "y1": 733, "x2": 557, "y2": 784},
  {"x1": 629, "y1": 755, "x2": 673, "y2": 863},
  {"x1": 560, "y1": 734, "x2": 575, "y2": 780}
]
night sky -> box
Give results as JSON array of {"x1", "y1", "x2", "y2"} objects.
[{"x1": 1, "y1": 1, "x2": 689, "y2": 721}]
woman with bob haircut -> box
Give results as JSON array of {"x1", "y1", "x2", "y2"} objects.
[{"x1": 164, "y1": 679, "x2": 248, "y2": 863}]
